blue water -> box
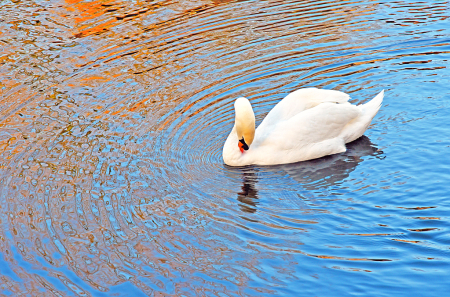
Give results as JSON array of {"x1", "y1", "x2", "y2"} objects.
[{"x1": 0, "y1": 0, "x2": 449, "y2": 295}]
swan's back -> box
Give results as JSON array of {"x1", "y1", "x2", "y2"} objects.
[{"x1": 258, "y1": 88, "x2": 351, "y2": 131}]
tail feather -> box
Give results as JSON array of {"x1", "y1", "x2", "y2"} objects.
[
  {"x1": 343, "y1": 90, "x2": 384, "y2": 143},
  {"x1": 362, "y1": 89, "x2": 384, "y2": 117}
]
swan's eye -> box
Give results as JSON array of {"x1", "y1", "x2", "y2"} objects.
[{"x1": 238, "y1": 138, "x2": 249, "y2": 153}]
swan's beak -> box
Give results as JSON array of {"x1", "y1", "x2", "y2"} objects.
[
  {"x1": 238, "y1": 138, "x2": 249, "y2": 153},
  {"x1": 239, "y1": 142, "x2": 244, "y2": 153}
]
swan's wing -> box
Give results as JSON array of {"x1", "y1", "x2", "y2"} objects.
[
  {"x1": 258, "y1": 88, "x2": 351, "y2": 131},
  {"x1": 253, "y1": 102, "x2": 361, "y2": 163}
]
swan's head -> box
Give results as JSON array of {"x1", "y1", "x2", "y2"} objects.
[{"x1": 234, "y1": 97, "x2": 255, "y2": 153}]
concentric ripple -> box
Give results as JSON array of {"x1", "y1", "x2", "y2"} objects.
[{"x1": 0, "y1": 0, "x2": 449, "y2": 295}]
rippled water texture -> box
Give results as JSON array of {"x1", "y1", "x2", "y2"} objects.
[{"x1": 0, "y1": 0, "x2": 449, "y2": 295}]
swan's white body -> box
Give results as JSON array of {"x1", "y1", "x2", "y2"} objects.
[{"x1": 223, "y1": 88, "x2": 384, "y2": 166}]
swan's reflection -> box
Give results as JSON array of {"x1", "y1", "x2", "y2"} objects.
[
  {"x1": 237, "y1": 171, "x2": 259, "y2": 213},
  {"x1": 227, "y1": 136, "x2": 384, "y2": 213}
]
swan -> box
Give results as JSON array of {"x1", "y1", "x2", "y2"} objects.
[{"x1": 223, "y1": 88, "x2": 384, "y2": 166}]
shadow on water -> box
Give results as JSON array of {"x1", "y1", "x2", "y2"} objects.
[{"x1": 229, "y1": 136, "x2": 383, "y2": 212}]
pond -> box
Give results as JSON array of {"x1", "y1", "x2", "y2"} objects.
[{"x1": 0, "y1": 0, "x2": 449, "y2": 295}]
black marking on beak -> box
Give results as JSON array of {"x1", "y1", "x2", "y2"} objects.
[{"x1": 239, "y1": 138, "x2": 249, "y2": 150}]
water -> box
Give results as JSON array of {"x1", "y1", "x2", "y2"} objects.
[{"x1": 0, "y1": 0, "x2": 449, "y2": 295}]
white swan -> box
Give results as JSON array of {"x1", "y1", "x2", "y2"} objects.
[{"x1": 223, "y1": 88, "x2": 384, "y2": 166}]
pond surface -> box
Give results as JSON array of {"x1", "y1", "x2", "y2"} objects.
[{"x1": 0, "y1": 0, "x2": 450, "y2": 295}]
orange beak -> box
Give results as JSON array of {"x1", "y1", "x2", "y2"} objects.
[{"x1": 238, "y1": 141, "x2": 245, "y2": 153}]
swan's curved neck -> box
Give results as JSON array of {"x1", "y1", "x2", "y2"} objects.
[{"x1": 234, "y1": 97, "x2": 255, "y2": 146}]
